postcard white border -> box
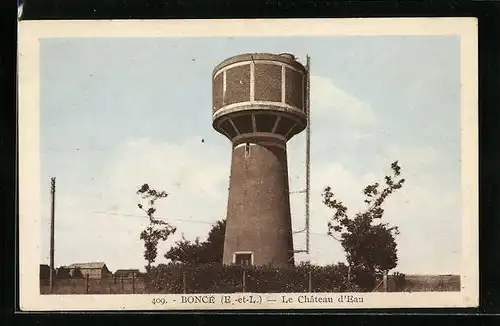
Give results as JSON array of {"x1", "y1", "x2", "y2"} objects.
[{"x1": 18, "y1": 18, "x2": 479, "y2": 311}]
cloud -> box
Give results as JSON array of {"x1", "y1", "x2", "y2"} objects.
[
  {"x1": 310, "y1": 75, "x2": 376, "y2": 127},
  {"x1": 40, "y1": 136, "x2": 460, "y2": 275},
  {"x1": 106, "y1": 137, "x2": 229, "y2": 203},
  {"x1": 100, "y1": 137, "x2": 231, "y2": 239},
  {"x1": 290, "y1": 143, "x2": 460, "y2": 274},
  {"x1": 40, "y1": 137, "x2": 231, "y2": 271},
  {"x1": 292, "y1": 162, "x2": 377, "y2": 266}
]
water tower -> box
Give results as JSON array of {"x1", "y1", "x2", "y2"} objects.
[{"x1": 212, "y1": 53, "x2": 309, "y2": 267}]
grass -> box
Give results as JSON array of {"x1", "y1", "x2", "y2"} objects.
[{"x1": 400, "y1": 274, "x2": 461, "y2": 292}]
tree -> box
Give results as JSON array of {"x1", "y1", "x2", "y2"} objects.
[
  {"x1": 72, "y1": 267, "x2": 84, "y2": 279},
  {"x1": 322, "y1": 161, "x2": 405, "y2": 291},
  {"x1": 56, "y1": 266, "x2": 71, "y2": 279},
  {"x1": 203, "y1": 219, "x2": 226, "y2": 262},
  {"x1": 165, "y1": 236, "x2": 205, "y2": 264},
  {"x1": 136, "y1": 183, "x2": 177, "y2": 271},
  {"x1": 39, "y1": 265, "x2": 55, "y2": 280},
  {"x1": 165, "y1": 219, "x2": 226, "y2": 264}
]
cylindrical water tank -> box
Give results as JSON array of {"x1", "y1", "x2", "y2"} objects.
[{"x1": 212, "y1": 53, "x2": 308, "y2": 145}]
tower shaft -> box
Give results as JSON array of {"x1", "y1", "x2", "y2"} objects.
[{"x1": 223, "y1": 139, "x2": 294, "y2": 266}]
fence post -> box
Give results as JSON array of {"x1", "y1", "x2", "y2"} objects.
[
  {"x1": 242, "y1": 270, "x2": 246, "y2": 293},
  {"x1": 132, "y1": 273, "x2": 135, "y2": 294},
  {"x1": 182, "y1": 271, "x2": 187, "y2": 294},
  {"x1": 121, "y1": 275, "x2": 124, "y2": 292},
  {"x1": 85, "y1": 274, "x2": 89, "y2": 294},
  {"x1": 114, "y1": 274, "x2": 116, "y2": 284},
  {"x1": 383, "y1": 271, "x2": 388, "y2": 292},
  {"x1": 308, "y1": 270, "x2": 312, "y2": 292},
  {"x1": 109, "y1": 281, "x2": 112, "y2": 294}
]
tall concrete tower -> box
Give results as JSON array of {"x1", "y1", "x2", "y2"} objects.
[{"x1": 212, "y1": 53, "x2": 309, "y2": 267}]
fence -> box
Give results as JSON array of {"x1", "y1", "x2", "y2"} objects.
[
  {"x1": 40, "y1": 266, "x2": 461, "y2": 295},
  {"x1": 40, "y1": 274, "x2": 147, "y2": 295}
]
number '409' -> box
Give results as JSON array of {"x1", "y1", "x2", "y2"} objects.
[{"x1": 151, "y1": 298, "x2": 168, "y2": 305}]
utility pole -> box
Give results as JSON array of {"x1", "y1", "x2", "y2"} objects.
[{"x1": 49, "y1": 177, "x2": 56, "y2": 293}]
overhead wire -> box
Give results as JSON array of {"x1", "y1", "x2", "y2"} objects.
[{"x1": 90, "y1": 210, "x2": 330, "y2": 237}]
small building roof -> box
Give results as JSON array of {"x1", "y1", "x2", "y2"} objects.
[
  {"x1": 68, "y1": 262, "x2": 108, "y2": 269},
  {"x1": 115, "y1": 269, "x2": 140, "y2": 273}
]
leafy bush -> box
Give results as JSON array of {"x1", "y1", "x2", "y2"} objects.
[
  {"x1": 393, "y1": 272, "x2": 406, "y2": 291},
  {"x1": 56, "y1": 266, "x2": 71, "y2": 279},
  {"x1": 146, "y1": 262, "x2": 358, "y2": 294},
  {"x1": 72, "y1": 267, "x2": 84, "y2": 279},
  {"x1": 39, "y1": 265, "x2": 55, "y2": 280}
]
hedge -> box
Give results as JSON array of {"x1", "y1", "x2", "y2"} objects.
[{"x1": 145, "y1": 262, "x2": 361, "y2": 293}]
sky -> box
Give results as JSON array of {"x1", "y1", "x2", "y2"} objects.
[{"x1": 39, "y1": 35, "x2": 462, "y2": 274}]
